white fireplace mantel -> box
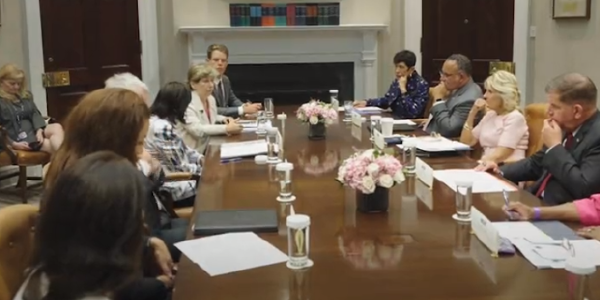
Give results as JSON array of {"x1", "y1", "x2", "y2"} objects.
[{"x1": 179, "y1": 24, "x2": 387, "y2": 99}]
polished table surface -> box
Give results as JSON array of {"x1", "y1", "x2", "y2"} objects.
[{"x1": 174, "y1": 109, "x2": 599, "y2": 300}]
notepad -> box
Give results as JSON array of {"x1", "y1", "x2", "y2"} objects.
[
  {"x1": 433, "y1": 169, "x2": 516, "y2": 193},
  {"x1": 193, "y1": 209, "x2": 279, "y2": 236},
  {"x1": 220, "y1": 140, "x2": 268, "y2": 159}
]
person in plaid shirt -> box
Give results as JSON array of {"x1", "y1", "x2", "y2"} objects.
[{"x1": 145, "y1": 82, "x2": 203, "y2": 207}]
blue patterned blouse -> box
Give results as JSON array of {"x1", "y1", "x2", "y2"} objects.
[{"x1": 367, "y1": 72, "x2": 430, "y2": 119}]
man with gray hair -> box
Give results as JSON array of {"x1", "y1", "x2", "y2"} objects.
[
  {"x1": 425, "y1": 54, "x2": 483, "y2": 137},
  {"x1": 105, "y1": 72, "x2": 151, "y2": 105},
  {"x1": 480, "y1": 73, "x2": 600, "y2": 205}
]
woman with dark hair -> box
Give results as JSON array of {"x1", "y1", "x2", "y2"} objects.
[
  {"x1": 43, "y1": 88, "x2": 185, "y2": 300},
  {"x1": 14, "y1": 151, "x2": 145, "y2": 300},
  {"x1": 146, "y1": 82, "x2": 203, "y2": 208}
]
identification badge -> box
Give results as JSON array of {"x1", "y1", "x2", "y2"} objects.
[{"x1": 18, "y1": 132, "x2": 27, "y2": 140}]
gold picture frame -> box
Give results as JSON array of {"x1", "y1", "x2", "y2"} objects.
[{"x1": 552, "y1": 0, "x2": 592, "y2": 19}]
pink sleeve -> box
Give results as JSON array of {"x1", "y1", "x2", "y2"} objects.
[
  {"x1": 574, "y1": 194, "x2": 600, "y2": 226},
  {"x1": 497, "y1": 113, "x2": 528, "y2": 149},
  {"x1": 471, "y1": 111, "x2": 491, "y2": 140}
]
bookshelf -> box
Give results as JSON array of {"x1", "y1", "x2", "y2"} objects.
[
  {"x1": 179, "y1": 24, "x2": 387, "y2": 34},
  {"x1": 229, "y1": 2, "x2": 340, "y2": 27}
]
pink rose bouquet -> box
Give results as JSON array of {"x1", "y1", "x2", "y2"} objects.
[
  {"x1": 296, "y1": 100, "x2": 338, "y2": 125},
  {"x1": 337, "y1": 149, "x2": 405, "y2": 194}
]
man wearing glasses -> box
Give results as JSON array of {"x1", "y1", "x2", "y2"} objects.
[{"x1": 424, "y1": 54, "x2": 483, "y2": 138}]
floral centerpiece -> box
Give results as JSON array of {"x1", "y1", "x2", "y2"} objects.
[
  {"x1": 296, "y1": 100, "x2": 338, "y2": 140},
  {"x1": 337, "y1": 149, "x2": 404, "y2": 212}
]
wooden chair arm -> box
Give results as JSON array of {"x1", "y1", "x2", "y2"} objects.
[
  {"x1": 164, "y1": 172, "x2": 200, "y2": 183},
  {"x1": 0, "y1": 125, "x2": 18, "y2": 164}
]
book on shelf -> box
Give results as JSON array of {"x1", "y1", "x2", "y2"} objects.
[{"x1": 229, "y1": 2, "x2": 340, "y2": 27}]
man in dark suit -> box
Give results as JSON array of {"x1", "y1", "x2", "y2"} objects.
[
  {"x1": 206, "y1": 44, "x2": 261, "y2": 117},
  {"x1": 479, "y1": 73, "x2": 600, "y2": 205}
]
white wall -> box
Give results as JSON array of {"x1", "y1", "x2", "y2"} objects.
[
  {"x1": 0, "y1": 0, "x2": 26, "y2": 69},
  {"x1": 530, "y1": 0, "x2": 600, "y2": 104},
  {"x1": 169, "y1": 0, "x2": 403, "y2": 95}
]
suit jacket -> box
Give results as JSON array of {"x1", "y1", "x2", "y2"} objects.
[
  {"x1": 175, "y1": 91, "x2": 227, "y2": 154},
  {"x1": 426, "y1": 79, "x2": 483, "y2": 138},
  {"x1": 213, "y1": 75, "x2": 244, "y2": 117},
  {"x1": 500, "y1": 111, "x2": 600, "y2": 205}
]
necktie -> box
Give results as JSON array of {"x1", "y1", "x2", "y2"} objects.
[
  {"x1": 535, "y1": 133, "x2": 574, "y2": 197},
  {"x1": 217, "y1": 82, "x2": 225, "y2": 103}
]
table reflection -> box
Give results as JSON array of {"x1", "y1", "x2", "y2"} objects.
[
  {"x1": 297, "y1": 145, "x2": 339, "y2": 177},
  {"x1": 336, "y1": 227, "x2": 410, "y2": 270}
]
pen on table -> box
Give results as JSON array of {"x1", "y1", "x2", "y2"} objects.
[
  {"x1": 502, "y1": 189, "x2": 510, "y2": 207},
  {"x1": 220, "y1": 157, "x2": 243, "y2": 164}
]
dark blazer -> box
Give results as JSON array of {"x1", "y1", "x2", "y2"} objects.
[
  {"x1": 500, "y1": 111, "x2": 600, "y2": 205},
  {"x1": 212, "y1": 75, "x2": 244, "y2": 117}
]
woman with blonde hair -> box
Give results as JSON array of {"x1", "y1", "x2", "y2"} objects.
[
  {"x1": 0, "y1": 64, "x2": 63, "y2": 153},
  {"x1": 459, "y1": 70, "x2": 529, "y2": 166},
  {"x1": 176, "y1": 63, "x2": 242, "y2": 153}
]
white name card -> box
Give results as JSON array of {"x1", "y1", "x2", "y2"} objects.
[
  {"x1": 351, "y1": 111, "x2": 362, "y2": 126},
  {"x1": 415, "y1": 179, "x2": 433, "y2": 210},
  {"x1": 470, "y1": 206, "x2": 501, "y2": 257},
  {"x1": 351, "y1": 124, "x2": 362, "y2": 141},
  {"x1": 415, "y1": 157, "x2": 434, "y2": 188},
  {"x1": 373, "y1": 129, "x2": 385, "y2": 150}
]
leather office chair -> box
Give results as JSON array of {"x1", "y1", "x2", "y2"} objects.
[
  {"x1": 0, "y1": 204, "x2": 38, "y2": 300},
  {"x1": 524, "y1": 103, "x2": 548, "y2": 157},
  {"x1": 0, "y1": 119, "x2": 53, "y2": 203}
]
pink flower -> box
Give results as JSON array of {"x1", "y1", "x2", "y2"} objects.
[
  {"x1": 296, "y1": 100, "x2": 338, "y2": 125},
  {"x1": 337, "y1": 149, "x2": 404, "y2": 194}
]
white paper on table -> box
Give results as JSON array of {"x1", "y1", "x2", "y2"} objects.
[
  {"x1": 510, "y1": 238, "x2": 600, "y2": 269},
  {"x1": 354, "y1": 107, "x2": 382, "y2": 112},
  {"x1": 220, "y1": 140, "x2": 268, "y2": 159},
  {"x1": 412, "y1": 137, "x2": 471, "y2": 152},
  {"x1": 392, "y1": 119, "x2": 416, "y2": 125},
  {"x1": 175, "y1": 232, "x2": 288, "y2": 276},
  {"x1": 492, "y1": 222, "x2": 551, "y2": 241},
  {"x1": 432, "y1": 169, "x2": 516, "y2": 193}
]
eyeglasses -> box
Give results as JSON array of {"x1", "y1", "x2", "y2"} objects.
[{"x1": 524, "y1": 238, "x2": 575, "y2": 261}]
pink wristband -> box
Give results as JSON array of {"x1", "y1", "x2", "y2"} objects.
[{"x1": 532, "y1": 207, "x2": 541, "y2": 220}]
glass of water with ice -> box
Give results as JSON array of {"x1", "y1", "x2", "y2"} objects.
[
  {"x1": 256, "y1": 111, "x2": 267, "y2": 136},
  {"x1": 343, "y1": 100, "x2": 353, "y2": 121}
]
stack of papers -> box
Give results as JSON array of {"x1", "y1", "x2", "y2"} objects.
[
  {"x1": 239, "y1": 120, "x2": 272, "y2": 133},
  {"x1": 432, "y1": 169, "x2": 516, "y2": 193},
  {"x1": 220, "y1": 140, "x2": 268, "y2": 159},
  {"x1": 353, "y1": 107, "x2": 382, "y2": 115},
  {"x1": 492, "y1": 222, "x2": 600, "y2": 269},
  {"x1": 393, "y1": 120, "x2": 416, "y2": 125},
  {"x1": 415, "y1": 136, "x2": 470, "y2": 152},
  {"x1": 175, "y1": 232, "x2": 288, "y2": 276}
]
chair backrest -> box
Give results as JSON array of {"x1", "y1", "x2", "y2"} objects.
[
  {"x1": 524, "y1": 103, "x2": 548, "y2": 157},
  {"x1": 422, "y1": 88, "x2": 435, "y2": 117},
  {"x1": 0, "y1": 205, "x2": 39, "y2": 300}
]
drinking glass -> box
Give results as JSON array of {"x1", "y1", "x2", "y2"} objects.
[
  {"x1": 264, "y1": 97, "x2": 274, "y2": 119},
  {"x1": 402, "y1": 138, "x2": 417, "y2": 173},
  {"x1": 256, "y1": 111, "x2": 267, "y2": 136},
  {"x1": 455, "y1": 181, "x2": 473, "y2": 220},
  {"x1": 343, "y1": 100, "x2": 353, "y2": 121}
]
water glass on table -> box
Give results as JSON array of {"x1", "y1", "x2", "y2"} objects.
[
  {"x1": 256, "y1": 111, "x2": 267, "y2": 136},
  {"x1": 343, "y1": 100, "x2": 353, "y2": 121},
  {"x1": 402, "y1": 138, "x2": 417, "y2": 173},
  {"x1": 454, "y1": 181, "x2": 473, "y2": 221},
  {"x1": 264, "y1": 98, "x2": 274, "y2": 119}
]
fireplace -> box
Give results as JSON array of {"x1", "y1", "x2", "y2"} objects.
[
  {"x1": 226, "y1": 62, "x2": 353, "y2": 105},
  {"x1": 180, "y1": 25, "x2": 387, "y2": 100}
]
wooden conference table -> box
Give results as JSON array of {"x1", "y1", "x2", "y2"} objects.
[{"x1": 174, "y1": 108, "x2": 600, "y2": 300}]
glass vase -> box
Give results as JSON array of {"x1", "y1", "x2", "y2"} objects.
[
  {"x1": 356, "y1": 186, "x2": 389, "y2": 213},
  {"x1": 308, "y1": 122, "x2": 326, "y2": 140}
]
